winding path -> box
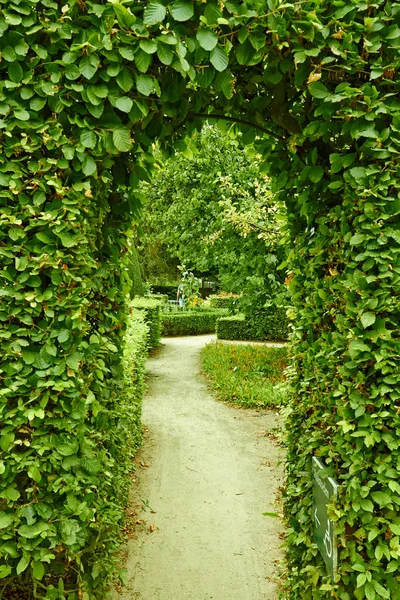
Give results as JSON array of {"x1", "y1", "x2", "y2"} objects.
[{"x1": 116, "y1": 335, "x2": 284, "y2": 600}]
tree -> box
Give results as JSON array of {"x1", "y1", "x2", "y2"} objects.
[
  {"x1": 1, "y1": 0, "x2": 400, "y2": 598},
  {"x1": 138, "y1": 127, "x2": 287, "y2": 311}
]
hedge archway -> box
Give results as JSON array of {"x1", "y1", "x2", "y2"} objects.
[{"x1": 1, "y1": 0, "x2": 400, "y2": 598}]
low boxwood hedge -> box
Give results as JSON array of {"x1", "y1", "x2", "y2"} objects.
[
  {"x1": 162, "y1": 310, "x2": 228, "y2": 336},
  {"x1": 216, "y1": 307, "x2": 289, "y2": 342},
  {"x1": 130, "y1": 297, "x2": 163, "y2": 349}
]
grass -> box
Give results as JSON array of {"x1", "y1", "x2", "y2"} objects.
[{"x1": 200, "y1": 342, "x2": 289, "y2": 409}]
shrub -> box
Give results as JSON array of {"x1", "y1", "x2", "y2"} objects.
[
  {"x1": 201, "y1": 342, "x2": 289, "y2": 408},
  {"x1": 209, "y1": 294, "x2": 239, "y2": 311},
  {"x1": 121, "y1": 309, "x2": 148, "y2": 454},
  {"x1": 130, "y1": 297, "x2": 163, "y2": 349},
  {"x1": 216, "y1": 308, "x2": 289, "y2": 342},
  {"x1": 127, "y1": 244, "x2": 145, "y2": 298},
  {"x1": 162, "y1": 310, "x2": 227, "y2": 336},
  {"x1": 147, "y1": 293, "x2": 169, "y2": 304}
]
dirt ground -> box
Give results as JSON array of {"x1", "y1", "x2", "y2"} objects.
[{"x1": 114, "y1": 335, "x2": 284, "y2": 600}]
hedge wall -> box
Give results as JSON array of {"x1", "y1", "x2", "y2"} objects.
[
  {"x1": 162, "y1": 310, "x2": 227, "y2": 336},
  {"x1": 216, "y1": 308, "x2": 289, "y2": 342},
  {"x1": 130, "y1": 297, "x2": 163, "y2": 350},
  {"x1": 209, "y1": 295, "x2": 239, "y2": 311}
]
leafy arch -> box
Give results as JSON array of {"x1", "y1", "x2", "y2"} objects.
[{"x1": 1, "y1": 0, "x2": 400, "y2": 598}]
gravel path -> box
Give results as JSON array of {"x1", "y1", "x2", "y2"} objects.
[{"x1": 115, "y1": 335, "x2": 284, "y2": 600}]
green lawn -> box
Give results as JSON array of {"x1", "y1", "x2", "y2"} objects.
[{"x1": 201, "y1": 342, "x2": 289, "y2": 409}]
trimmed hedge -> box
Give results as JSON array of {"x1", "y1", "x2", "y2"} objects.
[
  {"x1": 209, "y1": 295, "x2": 239, "y2": 310},
  {"x1": 121, "y1": 309, "x2": 149, "y2": 455},
  {"x1": 162, "y1": 310, "x2": 228, "y2": 336},
  {"x1": 216, "y1": 308, "x2": 289, "y2": 342},
  {"x1": 130, "y1": 297, "x2": 163, "y2": 349},
  {"x1": 127, "y1": 244, "x2": 145, "y2": 298}
]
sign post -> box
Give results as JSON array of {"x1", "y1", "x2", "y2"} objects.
[{"x1": 312, "y1": 456, "x2": 339, "y2": 579}]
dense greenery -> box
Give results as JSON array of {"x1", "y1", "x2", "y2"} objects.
[
  {"x1": 1, "y1": 0, "x2": 400, "y2": 597},
  {"x1": 162, "y1": 309, "x2": 228, "y2": 336},
  {"x1": 126, "y1": 243, "x2": 145, "y2": 298},
  {"x1": 209, "y1": 294, "x2": 240, "y2": 311},
  {"x1": 216, "y1": 308, "x2": 289, "y2": 342},
  {"x1": 130, "y1": 297, "x2": 163, "y2": 350},
  {"x1": 137, "y1": 127, "x2": 286, "y2": 311},
  {"x1": 201, "y1": 342, "x2": 288, "y2": 409}
]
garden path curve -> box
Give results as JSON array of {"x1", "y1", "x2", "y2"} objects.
[{"x1": 116, "y1": 334, "x2": 284, "y2": 600}]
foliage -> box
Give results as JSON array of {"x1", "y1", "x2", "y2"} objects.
[
  {"x1": 126, "y1": 243, "x2": 145, "y2": 298},
  {"x1": 138, "y1": 127, "x2": 287, "y2": 311},
  {"x1": 162, "y1": 310, "x2": 228, "y2": 336},
  {"x1": 122, "y1": 309, "x2": 148, "y2": 454},
  {"x1": 176, "y1": 265, "x2": 201, "y2": 305},
  {"x1": 217, "y1": 309, "x2": 289, "y2": 342},
  {"x1": 209, "y1": 294, "x2": 240, "y2": 311},
  {"x1": 201, "y1": 342, "x2": 288, "y2": 409},
  {"x1": 130, "y1": 298, "x2": 163, "y2": 350},
  {"x1": 1, "y1": 0, "x2": 400, "y2": 597}
]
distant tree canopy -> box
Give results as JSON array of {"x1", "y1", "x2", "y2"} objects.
[{"x1": 138, "y1": 127, "x2": 287, "y2": 311}]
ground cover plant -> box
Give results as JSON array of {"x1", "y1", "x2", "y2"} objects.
[
  {"x1": 1, "y1": 0, "x2": 400, "y2": 597},
  {"x1": 201, "y1": 343, "x2": 288, "y2": 409}
]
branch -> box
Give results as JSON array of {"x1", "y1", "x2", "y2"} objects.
[{"x1": 188, "y1": 113, "x2": 287, "y2": 142}]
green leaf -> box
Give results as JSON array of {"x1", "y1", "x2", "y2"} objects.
[
  {"x1": 116, "y1": 68, "x2": 134, "y2": 92},
  {"x1": 57, "y1": 330, "x2": 70, "y2": 343},
  {"x1": 350, "y1": 167, "x2": 367, "y2": 180},
  {"x1": 136, "y1": 74, "x2": 154, "y2": 96},
  {"x1": 0, "y1": 511, "x2": 13, "y2": 529},
  {"x1": 204, "y1": 2, "x2": 221, "y2": 24},
  {"x1": 350, "y1": 233, "x2": 365, "y2": 246},
  {"x1": 32, "y1": 561, "x2": 45, "y2": 581},
  {"x1": 30, "y1": 97, "x2": 47, "y2": 111},
  {"x1": 14, "y1": 109, "x2": 30, "y2": 121},
  {"x1": 28, "y1": 465, "x2": 41, "y2": 483},
  {"x1": 308, "y1": 81, "x2": 331, "y2": 99},
  {"x1": 113, "y1": 3, "x2": 136, "y2": 27},
  {"x1": 140, "y1": 39, "x2": 158, "y2": 54},
  {"x1": 356, "y1": 573, "x2": 367, "y2": 587},
  {"x1": 236, "y1": 40, "x2": 254, "y2": 65},
  {"x1": 80, "y1": 130, "x2": 97, "y2": 149},
  {"x1": 372, "y1": 582, "x2": 390, "y2": 599},
  {"x1": 112, "y1": 128, "x2": 132, "y2": 152},
  {"x1": 143, "y1": 2, "x2": 167, "y2": 24},
  {"x1": 309, "y1": 166, "x2": 324, "y2": 183},
  {"x1": 16, "y1": 555, "x2": 30, "y2": 575},
  {"x1": 210, "y1": 45, "x2": 228, "y2": 72},
  {"x1": 365, "y1": 583, "x2": 376, "y2": 600},
  {"x1": 196, "y1": 28, "x2": 218, "y2": 51},
  {"x1": 170, "y1": 0, "x2": 194, "y2": 22},
  {"x1": 0, "y1": 565, "x2": 12, "y2": 579},
  {"x1": 359, "y1": 499, "x2": 374, "y2": 511},
  {"x1": 18, "y1": 522, "x2": 49, "y2": 539},
  {"x1": 371, "y1": 491, "x2": 393, "y2": 507},
  {"x1": 115, "y1": 96, "x2": 134, "y2": 113},
  {"x1": 2, "y1": 46, "x2": 17, "y2": 62},
  {"x1": 135, "y1": 49, "x2": 152, "y2": 73},
  {"x1": 82, "y1": 155, "x2": 97, "y2": 176},
  {"x1": 360, "y1": 312, "x2": 376, "y2": 329},
  {"x1": 79, "y1": 55, "x2": 98, "y2": 80},
  {"x1": 157, "y1": 42, "x2": 174, "y2": 65},
  {"x1": 8, "y1": 62, "x2": 23, "y2": 83},
  {"x1": 348, "y1": 339, "x2": 370, "y2": 359}
]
